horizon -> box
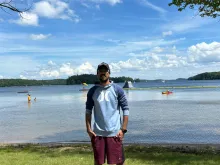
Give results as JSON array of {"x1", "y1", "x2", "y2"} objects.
[
  {"x1": 1, "y1": 71, "x2": 217, "y2": 81},
  {"x1": 0, "y1": 0, "x2": 220, "y2": 80}
]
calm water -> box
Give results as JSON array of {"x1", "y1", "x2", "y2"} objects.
[{"x1": 1, "y1": 80, "x2": 220, "y2": 144}]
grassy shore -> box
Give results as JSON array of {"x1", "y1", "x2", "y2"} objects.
[{"x1": 1, "y1": 143, "x2": 220, "y2": 165}]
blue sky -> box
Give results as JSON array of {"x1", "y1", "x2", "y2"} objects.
[{"x1": 0, "y1": 0, "x2": 220, "y2": 80}]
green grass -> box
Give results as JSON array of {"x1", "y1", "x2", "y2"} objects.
[{"x1": 0, "y1": 144, "x2": 220, "y2": 165}]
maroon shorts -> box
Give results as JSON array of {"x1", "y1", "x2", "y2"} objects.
[{"x1": 91, "y1": 136, "x2": 125, "y2": 164}]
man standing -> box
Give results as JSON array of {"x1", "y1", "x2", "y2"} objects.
[
  {"x1": 28, "y1": 94, "x2": 31, "y2": 102},
  {"x1": 85, "y1": 62, "x2": 129, "y2": 165}
]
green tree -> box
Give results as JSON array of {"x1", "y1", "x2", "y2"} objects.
[
  {"x1": 0, "y1": 79, "x2": 66, "y2": 87},
  {"x1": 0, "y1": 0, "x2": 30, "y2": 14},
  {"x1": 169, "y1": 0, "x2": 220, "y2": 18},
  {"x1": 188, "y1": 71, "x2": 220, "y2": 80},
  {"x1": 66, "y1": 74, "x2": 134, "y2": 85}
]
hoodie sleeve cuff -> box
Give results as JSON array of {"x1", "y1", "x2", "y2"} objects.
[
  {"x1": 86, "y1": 109, "x2": 92, "y2": 115},
  {"x1": 123, "y1": 110, "x2": 129, "y2": 116}
]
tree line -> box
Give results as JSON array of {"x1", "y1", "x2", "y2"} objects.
[
  {"x1": 66, "y1": 74, "x2": 135, "y2": 85},
  {"x1": 0, "y1": 79, "x2": 66, "y2": 87},
  {"x1": 0, "y1": 74, "x2": 136, "y2": 87},
  {"x1": 188, "y1": 71, "x2": 220, "y2": 80}
]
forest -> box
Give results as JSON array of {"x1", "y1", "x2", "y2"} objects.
[
  {"x1": 188, "y1": 72, "x2": 220, "y2": 80},
  {"x1": 0, "y1": 74, "x2": 136, "y2": 87}
]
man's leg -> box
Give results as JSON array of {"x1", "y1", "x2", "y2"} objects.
[
  {"x1": 116, "y1": 162, "x2": 125, "y2": 165},
  {"x1": 94, "y1": 162, "x2": 103, "y2": 165},
  {"x1": 107, "y1": 163, "x2": 125, "y2": 165},
  {"x1": 91, "y1": 136, "x2": 106, "y2": 165},
  {"x1": 107, "y1": 161, "x2": 125, "y2": 165},
  {"x1": 106, "y1": 137, "x2": 125, "y2": 165}
]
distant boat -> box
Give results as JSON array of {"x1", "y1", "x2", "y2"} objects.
[
  {"x1": 79, "y1": 82, "x2": 89, "y2": 91},
  {"x1": 17, "y1": 91, "x2": 29, "y2": 93},
  {"x1": 82, "y1": 83, "x2": 88, "y2": 86},
  {"x1": 162, "y1": 90, "x2": 173, "y2": 94},
  {"x1": 123, "y1": 81, "x2": 134, "y2": 88},
  {"x1": 162, "y1": 80, "x2": 165, "y2": 83},
  {"x1": 79, "y1": 88, "x2": 89, "y2": 91}
]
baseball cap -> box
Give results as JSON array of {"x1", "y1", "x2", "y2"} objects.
[{"x1": 97, "y1": 62, "x2": 110, "y2": 74}]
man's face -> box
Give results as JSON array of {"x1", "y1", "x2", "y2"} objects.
[{"x1": 97, "y1": 66, "x2": 110, "y2": 83}]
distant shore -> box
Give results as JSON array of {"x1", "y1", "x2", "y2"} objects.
[{"x1": 123, "y1": 85, "x2": 220, "y2": 90}]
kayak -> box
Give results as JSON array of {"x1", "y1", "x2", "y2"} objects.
[
  {"x1": 79, "y1": 89, "x2": 89, "y2": 91},
  {"x1": 17, "y1": 91, "x2": 29, "y2": 93},
  {"x1": 162, "y1": 91, "x2": 173, "y2": 94}
]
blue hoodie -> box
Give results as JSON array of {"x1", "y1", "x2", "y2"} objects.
[{"x1": 86, "y1": 83, "x2": 129, "y2": 137}]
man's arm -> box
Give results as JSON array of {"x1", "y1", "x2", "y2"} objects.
[
  {"x1": 117, "y1": 115, "x2": 129, "y2": 140},
  {"x1": 85, "y1": 114, "x2": 96, "y2": 139},
  {"x1": 85, "y1": 87, "x2": 97, "y2": 139},
  {"x1": 85, "y1": 113, "x2": 92, "y2": 132},
  {"x1": 121, "y1": 115, "x2": 128, "y2": 130},
  {"x1": 116, "y1": 85, "x2": 129, "y2": 140}
]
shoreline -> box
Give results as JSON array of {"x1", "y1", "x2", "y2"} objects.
[
  {"x1": 1, "y1": 142, "x2": 220, "y2": 155},
  {"x1": 1, "y1": 142, "x2": 220, "y2": 150}
]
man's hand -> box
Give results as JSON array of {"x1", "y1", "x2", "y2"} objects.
[
  {"x1": 116, "y1": 130, "x2": 124, "y2": 141},
  {"x1": 87, "y1": 129, "x2": 96, "y2": 139}
]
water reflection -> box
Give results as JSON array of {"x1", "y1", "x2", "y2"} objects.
[
  {"x1": 80, "y1": 91, "x2": 87, "y2": 102},
  {"x1": 125, "y1": 90, "x2": 174, "y2": 101},
  {"x1": 28, "y1": 102, "x2": 31, "y2": 110}
]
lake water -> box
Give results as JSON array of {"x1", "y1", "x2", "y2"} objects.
[{"x1": 1, "y1": 80, "x2": 220, "y2": 144}]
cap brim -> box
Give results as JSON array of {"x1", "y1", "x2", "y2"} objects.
[{"x1": 98, "y1": 65, "x2": 108, "y2": 69}]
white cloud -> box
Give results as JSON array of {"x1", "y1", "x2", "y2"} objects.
[
  {"x1": 163, "y1": 17, "x2": 213, "y2": 33},
  {"x1": 26, "y1": 61, "x2": 96, "y2": 79},
  {"x1": 106, "y1": 39, "x2": 121, "y2": 43},
  {"x1": 162, "y1": 31, "x2": 172, "y2": 37},
  {"x1": 75, "y1": 62, "x2": 96, "y2": 74},
  {"x1": 111, "y1": 59, "x2": 148, "y2": 72},
  {"x1": 33, "y1": 0, "x2": 79, "y2": 22},
  {"x1": 20, "y1": 75, "x2": 28, "y2": 79},
  {"x1": 188, "y1": 42, "x2": 220, "y2": 63},
  {"x1": 59, "y1": 62, "x2": 96, "y2": 76},
  {"x1": 60, "y1": 63, "x2": 74, "y2": 76},
  {"x1": 87, "y1": 0, "x2": 122, "y2": 5},
  {"x1": 39, "y1": 70, "x2": 60, "y2": 78},
  {"x1": 11, "y1": 12, "x2": 39, "y2": 26},
  {"x1": 139, "y1": 0, "x2": 167, "y2": 14},
  {"x1": 48, "y1": 60, "x2": 56, "y2": 66},
  {"x1": 0, "y1": 56, "x2": 39, "y2": 78},
  {"x1": 110, "y1": 54, "x2": 188, "y2": 73},
  {"x1": 169, "y1": 22, "x2": 199, "y2": 32},
  {"x1": 1, "y1": 51, "x2": 219, "y2": 80},
  {"x1": 0, "y1": 32, "x2": 186, "y2": 58},
  {"x1": 30, "y1": 34, "x2": 51, "y2": 40},
  {"x1": 81, "y1": 2, "x2": 91, "y2": 8},
  {"x1": 0, "y1": 75, "x2": 3, "y2": 79},
  {"x1": 119, "y1": 38, "x2": 185, "y2": 53},
  {"x1": 11, "y1": 0, "x2": 80, "y2": 26},
  {"x1": 151, "y1": 46, "x2": 163, "y2": 53}
]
